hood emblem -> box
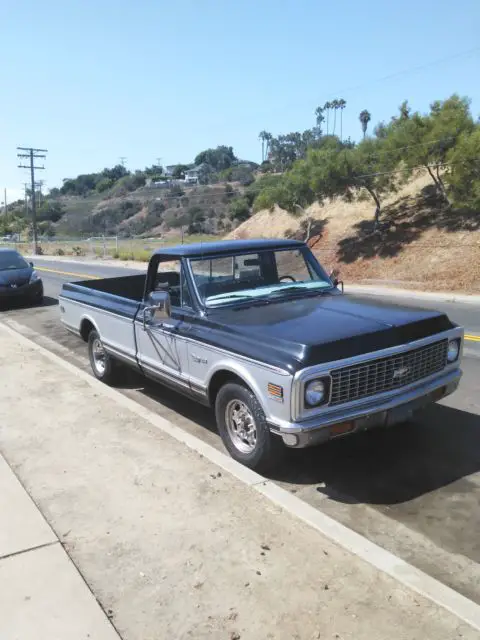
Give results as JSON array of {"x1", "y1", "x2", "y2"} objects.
[
  {"x1": 10, "y1": 283, "x2": 18, "y2": 289},
  {"x1": 393, "y1": 365, "x2": 409, "y2": 380}
]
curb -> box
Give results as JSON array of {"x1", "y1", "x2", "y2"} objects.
[
  {"x1": 347, "y1": 285, "x2": 480, "y2": 305},
  {"x1": 1, "y1": 319, "x2": 480, "y2": 632}
]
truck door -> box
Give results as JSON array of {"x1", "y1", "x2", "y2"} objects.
[{"x1": 134, "y1": 259, "x2": 192, "y2": 393}]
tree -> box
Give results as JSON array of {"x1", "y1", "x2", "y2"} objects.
[
  {"x1": 399, "y1": 100, "x2": 410, "y2": 120},
  {"x1": 194, "y1": 146, "x2": 237, "y2": 171},
  {"x1": 331, "y1": 99, "x2": 339, "y2": 135},
  {"x1": 259, "y1": 131, "x2": 272, "y2": 162},
  {"x1": 323, "y1": 101, "x2": 332, "y2": 135},
  {"x1": 314, "y1": 106, "x2": 325, "y2": 129},
  {"x1": 338, "y1": 99, "x2": 347, "y2": 141},
  {"x1": 445, "y1": 126, "x2": 480, "y2": 209},
  {"x1": 254, "y1": 135, "x2": 396, "y2": 231},
  {"x1": 172, "y1": 164, "x2": 190, "y2": 179},
  {"x1": 96, "y1": 177, "x2": 114, "y2": 193},
  {"x1": 359, "y1": 110, "x2": 371, "y2": 138},
  {"x1": 37, "y1": 200, "x2": 66, "y2": 223},
  {"x1": 229, "y1": 197, "x2": 251, "y2": 222},
  {"x1": 101, "y1": 164, "x2": 129, "y2": 182},
  {"x1": 391, "y1": 95, "x2": 474, "y2": 205}
]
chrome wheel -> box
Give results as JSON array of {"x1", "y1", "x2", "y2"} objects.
[
  {"x1": 225, "y1": 399, "x2": 257, "y2": 453},
  {"x1": 91, "y1": 338, "x2": 106, "y2": 375}
]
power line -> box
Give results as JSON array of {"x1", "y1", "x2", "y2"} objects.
[
  {"x1": 17, "y1": 146, "x2": 47, "y2": 254},
  {"x1": 352, "y1": 159, "x2": 477, "y2": 180},
  {"x1": 321, "y1": 47, "x2": 480, "y2": 103}
]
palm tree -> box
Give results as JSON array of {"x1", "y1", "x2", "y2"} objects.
[
  {"x1": 323, "y1": 101, "x2": 331, "y2": 135},
  {"x1": 331, "y1": 99, "x2": 339, "y2": 135},
  {"x1": 314, "y1": 106, "x2": 325, "y2": 131},
  {"x1": 338, "y1": 99, "x2": 347, "y2": 141},
  {"x1": 359, "y1": 110, "x2": 371, "y2": 138},
  {"x1": 258, "y1": 130, "x2": 272, "y2": 162}
]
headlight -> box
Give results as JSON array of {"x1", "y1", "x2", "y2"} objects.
[
  {"x1": 305, "y1": 379, "x2": 327, "y2": 407},
  {"x1": 29, "y1": 270, "x2": 39, "y2": 283},
  {"x1": 447, "y1": 339, "x2": 460, "y2": 363}
]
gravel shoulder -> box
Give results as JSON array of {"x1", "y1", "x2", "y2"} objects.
[{"x1": 0, "y1": 325, "x2": 477, "y2": 640}]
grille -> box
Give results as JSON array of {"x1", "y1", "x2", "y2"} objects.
[{"x1": 329, "y1": 340, "x2": 448, "y2": 406}]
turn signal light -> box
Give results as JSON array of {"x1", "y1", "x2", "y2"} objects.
[{"x1": 330, "y1": 421, "x2": 355, "y2": 437}]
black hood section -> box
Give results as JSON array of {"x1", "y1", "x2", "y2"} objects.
[
  {"x1": 0, "y1": 267, "x2": 32, "y2": 286},
  {"x1": 190, "y1": 294, "x2": 454, "y2": 372}
]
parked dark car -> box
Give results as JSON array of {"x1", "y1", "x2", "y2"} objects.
[{"x1": 0, "y1": 248, "x2": 43, "y2": 306}]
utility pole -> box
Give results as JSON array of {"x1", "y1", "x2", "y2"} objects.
[
  {"x1": 3, "y1": 188, "x2": 6, "y2": 216},
  {"x1": 36, "y1": 180, "x2": 45, "y2": 208},
  {"x1": 17, "y1": 146, "x2": 47, "y2": 254},
  {"x1": 119, "y1": 156, "x2": 127, "y2": 167},
  {"x1": 23, "y1": 183, "x2": 29, "y2": 217}
]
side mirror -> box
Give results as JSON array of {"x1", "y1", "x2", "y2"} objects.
[
  {"x1": 29, "y1": 262, "x2": 34, "y2": 268},
  {"x1": 145, "y1": 290, "x2": 171, "y2": 324},
  {"x1": 328, "y1": 268, "x2": 344, "y2": 293}
]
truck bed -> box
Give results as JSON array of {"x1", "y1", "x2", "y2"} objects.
[
  {"x1": 74, "y1": 274, "x2": 146, "y2": 301},
  {"x1": 60, "y1": 274, "x2": 147, "y2": 357}
]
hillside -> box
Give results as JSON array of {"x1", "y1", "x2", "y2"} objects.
[
  {"x1": 54, "y1": 182, "x2": 244, "y2": 238},
  {"x1": 228, "y1": 171, "x2": 480, "y2": 292}
]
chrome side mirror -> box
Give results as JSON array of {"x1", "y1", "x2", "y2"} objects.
[
  {"x1": 328, "y1": 268, "x2": 344, "y2": 293},
  {"x1": 144, "y1": 290, "x2": 171, "y2": 326}
]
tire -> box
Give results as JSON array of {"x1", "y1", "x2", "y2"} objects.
[
  {"x1": 215, "y1": 382, "x2": 284, "y2": 473},
  {"x1": 88, "y1": 329, "x2": 119, "y2": 385}
]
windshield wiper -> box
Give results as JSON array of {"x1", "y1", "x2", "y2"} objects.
[
  {"x1": 268, "y1": 286, "x2": 332, "y2": 298},
  {"x1": 207, "y1": 293, "x2": 254, "y2": 303}
]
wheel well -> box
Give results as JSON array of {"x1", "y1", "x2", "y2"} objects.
[
  {"x1": 80, "y1": 319, "x2": 95, "y2": 342},
  {"x1": 208, "y1": 370, "x2": 250, "y2": 406}
]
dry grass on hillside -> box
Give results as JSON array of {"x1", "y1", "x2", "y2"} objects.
[{"x1": 228, "y1": 172, "x2": 480, "y2": 293}]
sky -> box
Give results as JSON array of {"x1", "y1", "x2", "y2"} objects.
[{"x1": 1, "y1": 0, "x2": 479, "y2": 202}]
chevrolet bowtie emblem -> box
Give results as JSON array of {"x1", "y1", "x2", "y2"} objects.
[{"x1": 393, "y1": 366, "x2": 409, "y2": 380}]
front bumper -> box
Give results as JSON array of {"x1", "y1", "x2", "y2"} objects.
[
  {"x1": 0, "y1": 280, "x2": 43, "y2": 302},
  {"x1": 270, "y1": 368, "x2": 462, "y2": 448}
]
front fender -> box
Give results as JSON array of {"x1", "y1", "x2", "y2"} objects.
[{"x1": 205, "y1": 358, "x2": 292, "y2": 423}]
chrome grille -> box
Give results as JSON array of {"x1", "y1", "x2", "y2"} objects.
[{"x1": 329, "y1": 340, "x2": 448, "y2": 406}]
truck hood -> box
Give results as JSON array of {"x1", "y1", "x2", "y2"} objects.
[{"x1": 200, "y1": 294, "x2": 454, "y2": 371}]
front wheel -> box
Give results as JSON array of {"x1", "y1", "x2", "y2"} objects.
[
  {"x1": 88, "y1": 329, "x2": 119, "y2": 385},
  {"x1": 215, "y1": 382, "x2": 284, "y2": 472}
]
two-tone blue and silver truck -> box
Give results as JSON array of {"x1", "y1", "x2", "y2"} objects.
[{"x1": 60, "y1": 239, "x2": 463, "y2": 471}]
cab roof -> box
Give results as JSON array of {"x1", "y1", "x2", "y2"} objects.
[{"x1": 153, "y1": 238, "x2": 305, "y2": 259}]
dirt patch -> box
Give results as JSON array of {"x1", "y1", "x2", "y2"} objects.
[{"x1": 229, "y1": 172, "x2": 480, "y2": 292}]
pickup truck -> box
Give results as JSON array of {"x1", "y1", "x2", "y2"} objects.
[{"x1": 59, "y1": 238, "x2": 463, "y2": 471}]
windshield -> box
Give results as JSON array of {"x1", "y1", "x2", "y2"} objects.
[
  {"x1": 189, "y1": 248, "x2": 332, "y2": 307},
  {"x1": 0, "y1": 252, "x2": 29, "y2": 271}
]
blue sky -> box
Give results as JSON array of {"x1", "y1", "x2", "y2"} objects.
[{"x1": 1, "y1": 0, "x2": 479, "y2": 202}]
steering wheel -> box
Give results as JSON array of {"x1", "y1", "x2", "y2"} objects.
[{"x1": 279, "y1": 275, "x2": 296, "y2": 282}]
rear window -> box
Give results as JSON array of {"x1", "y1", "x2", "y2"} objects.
[{"x1": 0, "y1": 252, "x2": 29, "y2": 270}]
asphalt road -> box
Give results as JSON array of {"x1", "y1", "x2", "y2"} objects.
[{"x1": 2, "y1": 257, "x2": 480, "y2": 606}]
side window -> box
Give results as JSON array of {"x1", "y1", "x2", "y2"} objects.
[
  {"x1": 154, "y1": 260, "x2": 192, "y2": 309},
  {"x1": 234, "y1": 253, "x2": 262, "y2": 281}
]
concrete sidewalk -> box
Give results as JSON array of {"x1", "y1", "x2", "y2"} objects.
[
  {"x1": 0, "y1": 324, "x2": 478, "y2": 639},
  {"x1": 0, "y1": 455, "x2": 120, "y2": 639}
]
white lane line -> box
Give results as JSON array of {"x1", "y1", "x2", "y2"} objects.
[{"x1": 1, "y1": 320, "x2": 480, "y2": 631}]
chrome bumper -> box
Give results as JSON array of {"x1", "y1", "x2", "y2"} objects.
[{"x1": 270, "y1": 368, "x2": 462, "y2": 448}]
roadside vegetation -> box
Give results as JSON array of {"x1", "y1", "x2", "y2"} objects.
[{"x1": 1, "y1": 92, "x2": 478, "y2": 289}]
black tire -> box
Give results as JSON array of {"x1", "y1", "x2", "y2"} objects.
[
  {"x1": 215, "y1": 382, "x2": 285, "y2": 473},
  {"x1": 88, "y1": 329, "x2": 119, "y2": 385}
]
